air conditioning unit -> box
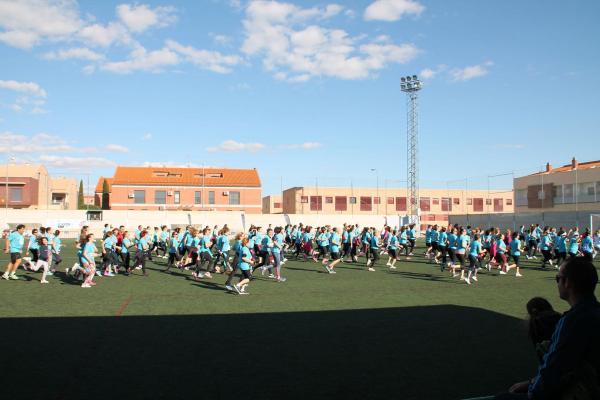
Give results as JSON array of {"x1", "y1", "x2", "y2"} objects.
[
  {"x1": 128, "y1": 193, "x2": 134, "y2": 198},
  {"x1": 167, "y1": 191, "x2": 174, "y2": 196},
  {"x1": 223, "y1": 191, "x2": 229, "y2": 196}
]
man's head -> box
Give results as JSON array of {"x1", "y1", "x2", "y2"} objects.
[{"x1": 557, "y1": 257, "x2": 598, "y2": 301}]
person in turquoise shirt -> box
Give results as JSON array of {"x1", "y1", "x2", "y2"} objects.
[
  {"x1": 165, "y1": 231, "x2": 182, "y2": 273},
  {"x1": 466, "y1": 234, "x2": 484, "y2": 285},
  {"x1": 3, "y1": 224, "x2": 26, "y2": 280},
  {"x1": 367, "y1": 230, "x2": 380, "y2": 271},
  {"x1": 26, "y1": 228, "x2": 40, "y2": 264},
  {"x1": 495, "y1": 233, "x2": 508, "y2": 275},
  {"x1": 509, "y1": 232, "x2": 524, "y2": 278},
  {"x1": 581, "y1": 231, "x2": 594, "y2": 261},
  {"x1": 386, "y1": 229, "x2": 399, "y2": 269},
  {"x1": 196, "y1": 227, "x2": 214, "y2": 279},
  {"x1": 132, "y1": 231, "x2": 149, "y2": 277},
  {"x1": 254, "y1": 228, "x2": 274, "y2": 275},
  {"x1": 540, "y1": 230, "x2": 554, "y2": 269},
  {"x1": 568, "y1": 231, "x2": 580, "y2": 258},
  {"x1": 437, "y1": 227, "x2": 448, "y2": 270},
  {"x1": 212, "y1": 227, "x2": 231, "y2": 274},
  {"x1": 271, "y1": 227, "x2": 286, "y2": 282},
  {"x1": 407, "y1": 224, "x2": 417, "y2": 255},
  {"x1": 325, "y1": 227, "x2": 342, "y2": 273},
  {"x1": 232, "y1": 238, "x2": 253, "y2": 295},
  {"x1": 119, "y1": 231, "x2": 132, "y2": 273}
]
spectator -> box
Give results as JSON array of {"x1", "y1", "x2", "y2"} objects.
[{"x1": 497, "y1": 258, "x2": 600, "y2": 399}]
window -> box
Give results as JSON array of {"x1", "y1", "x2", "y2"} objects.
[
  {"x1": 516, "y1": 189, "x2": 528, "y2": 206},
  {"x1": 9, "y1": 187, "x2": 23, "y2": 202},
  {"x1": 301, "y1": 196, "x2": 308, "y2": 203},
  {"x1": 395, "y1": 197, "x2": 407, "y2": 211},
  {"x1": 154, "y1": 190, "x2": 166, "y2": 204},
  {"x1": 360, "y1": 196, "x2": 372, "y2": 211},
  {"x1": 473, "y1": 198, "x2": 484, "y2": 212},
  {"x1": 174, "y1": 191, "x2": 180, "y2": 204},
  {"x1": 208, "y1": 191, "x2": 215, "y2": 204},
  {"x1": 486, "y1": 198, "x2": 492, "y2": 205},
  {"x1": 310, "y1": 196, "x2": 322, "y2": 211},
  {"x1": 597, "y1": 182, "x2": 600, "y2": 202},
  {"x1": 563, "y1": 184, "x2": 574, "y2": 203},
  {"x1": 432, "y1": 198, "x2": 440, "y2": 206},
  {"x1": 325, "y1": 197, "x2": 333, "y2": 204},
  {"x1": 419, "y1": 197, "x2": 430, "y2": 212},
  {"x1": 229, "y1": 191, "x2": 240, "y2": 205},
  {"x1": 349, "y1": 197, "x2": 357, "y2": 204},
  {"x1": 274, "y1": 202, "x2": 282, "y2": 208},
  {"x1": 493, "y1": 198, "x2": 503, "y2": 212},
  {"x1": 194, "y1": 191, "x2": 202, "y2": 204},
  {"x1": 134, "y1": 190, "x2": 145, "y2": 204},
  {"x1": 453, "y1": 198, "x2": 460, "y2": 205},
  {"x1": 374, "y1": 197, "x2": 381, "y2": 205},
  {"x1": 467, "y1": 198, "x2": 472, "y2": 206},
  {"x1": 441, "y1": 197, "x2": 452, "y2": 212},
  {"x1": 387, "y1": 197, "x2": 394, "y2": 205},
  {"x1": 335, "y1": 196, "x2": 347, "y2": 211},
  {"x1": 506, "y1": 198, "x2": 513, "y2": 206}
]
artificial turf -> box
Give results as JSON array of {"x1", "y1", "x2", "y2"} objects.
[{"x1": 1, "y1": 244, "x2": 597, "y2": 400}]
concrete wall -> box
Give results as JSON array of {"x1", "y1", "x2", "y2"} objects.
[
  {"x1": 1, "y1": 209, "x2": 416, "y2": 238},
  {"x1": 450, "y1": 211, "x2": 600, "y2": 231}
]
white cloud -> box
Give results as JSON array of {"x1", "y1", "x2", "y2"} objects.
[
  {"x1": 166, "y1": 40, "x2": 241, "y2": 74},
  {"x1": 39, "y1": 155, "x2": 115, "y2": 169},
  {"x1": 364, "y1": 0, "x2": 425, "y2": 22},
  {"x1": 105, "y1": 144, "x2": 129, "y2": 153},
  {"x1": 142, "y1": 133, "x2": 153, "y2": 140},
  {"x1": 450, "y1": 61, "x2": 493, "y2": 81},
  {"x1": 116, "y1": 4, "x2": 176, "y2": 33},
  {"x1": 242, "y1": 0, "x2": 420, "y2": 81},
  {"x1": 44, "y1": 47, "x2": 104, "y2": 61},
  {"x1": 0, "y1": 80, "x2": 47, "y2": 97},
  {"x1": 419, "y1": 64, "x2": 447, "y2": 80},
  {"x1": 0, "y1": 0, "x2": 83, "y2": 48},
  {"x1": 206, "y1": 140, "x2": 265, "y2": 153},
  {"x1": 211, "y1": 33, "x2": 233, "y2": 46},
  {"x1": 78, "y1": 22, "x2": 133, "y2": 48},
  {"x1": 101, "y1": 45, "x2": 180, "y2": 73},
  {"x1": 281, "y1": 141, "x2": 322, "y2": 149},
  {"x1": 0, "y1": 131, "x2": 74, "y2": 153}
]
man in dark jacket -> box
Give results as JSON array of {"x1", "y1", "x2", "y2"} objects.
[{"x1": 499, "y1": 257, "x2": 600, "y2": 399}]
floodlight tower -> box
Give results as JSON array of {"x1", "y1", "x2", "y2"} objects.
[{"x1": 400, "y1": 75, "x2": 423, "y2": 223}]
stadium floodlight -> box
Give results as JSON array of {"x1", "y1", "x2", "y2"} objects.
[
  {"x1": 400, "y1": 74, "x2": 423, "y2": 224},
  {"x1": 401, "y1": 77, "x2": 406, "y2": 82}
]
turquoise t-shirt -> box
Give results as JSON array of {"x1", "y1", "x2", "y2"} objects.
[
  {"x1": 239, "y1": 247, "x2": 252, "y2": 271},
  {"x1": 272, "y1": 233, "x2": 284, "y2": 254},
  {"x1": 469, "y1": 240, "x2": 482, "y2": 257},
  {"x1": 330, "y1": 232, "x2": 340, "y2": 253},
  {"x1": 8, "y1": 231, "x2": 24, "y2": 253},
  {"x1": 510, "y1": 239, "x2": 521, "y2": 256}
]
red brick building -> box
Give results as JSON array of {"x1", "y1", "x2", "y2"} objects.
[{"x1": 95, "y1": 166, "x2": 262, "y2": 213}]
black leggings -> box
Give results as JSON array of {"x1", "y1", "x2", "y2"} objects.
[
  {"x1": 134, "y1": 251, "x2": 147, "y2": 274},
  {"x1": 456, "y1": 253, "x2": 466, "y2": 269},
  {"x1": 212, "y1": 251, "x2": 230, "y2": 270},
  {"x1": 30, "y1": 249, "x2": 39, "y2": 263},
  {"x1": 468, "y1": 255, "x2": 480, "y2": 272},
  {"x1": 166, "y1": 252, "x2": 181, "y2": 270}
]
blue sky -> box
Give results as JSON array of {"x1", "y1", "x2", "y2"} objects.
[{"x1": 0, "y1": 0, "x2": 599, "y2": 195}]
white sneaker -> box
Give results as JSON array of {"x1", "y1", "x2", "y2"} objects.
[
  {"x1": 367, "y1": 267, "x2": 375, "y2": 272},
  {"x1": 390, "y1": 265, "x2": 397, "y2": 269},
  {"x1": 499, "y1": 270, "x2": 507, "y2": 275},
  {"x1": 465, "y1": 278, "x2": 471, "y2": 285},
  {"x1": 324, "y1": 265, "x2": 331, "y2": 273},
  {"x1": 40, "y1": 280, "x2": 49, "y2": 284},
  {"x1": 366, "y1": 260, "x2": 372, "y2": 267},
  {"x1": 329, "y1": 270, "x2": 337, "y2": 274},
  {"x1": 65, "y1": 267, "x2": 70, "y2": 275},
  {"x1": 225, "y1": 285, "x2": 233, "y2": 291},
  {"x1": 386, "y1": 262, "x2": 392, "y2": 267},
  {"x1": 516, "y1": 272, "x2": 523, "y2": 277},
  {"x1": 136, "y1": 266, "x2": 142, "y2": 270},
  {"x1": 268, "y1": 273, "x2": 275, "y2": 279},
  {"x1": 81, "y1": 283, "x2": 91, "y2": 288},
  {"x1": 472, "y1": 276, "x2": 478, "y2": 282},
  {"x1": 233, "y1": 284, "x2": 241, "y2": 294},
  {"x1": 2, "y1": 273, "x2": 9, "y2": 280}
]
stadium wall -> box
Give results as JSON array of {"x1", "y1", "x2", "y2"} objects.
[
  {"x1": 449, "y1": 211, "x2": 599, "y2": 231},
  {"x1": 0, "y1": 210, "x2": 414, "y2": 238}
]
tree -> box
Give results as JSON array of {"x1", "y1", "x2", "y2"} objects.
[
  {"x1": 77, "y1": 180, "x2": 85, "y2": 209},
  {"x1": 101, "y1": 179, "x2": 110, "y2": 210}
]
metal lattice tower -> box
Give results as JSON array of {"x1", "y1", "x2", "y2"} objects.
[{"x1": 400, "y1": 75, "x2": 422, "y2": 223}]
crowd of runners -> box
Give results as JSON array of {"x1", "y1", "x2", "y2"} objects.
[{"x1": 3, "y1": 222, "x2": 599, "y2": 293}]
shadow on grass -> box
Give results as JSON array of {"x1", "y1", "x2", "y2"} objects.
[{"x1": 1, "y1": 305, "x2": 535, "y2": 400}]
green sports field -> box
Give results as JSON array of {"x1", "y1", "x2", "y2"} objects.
[{"x1": 1, "y1": 245, "x2": 596, "y2": 400}]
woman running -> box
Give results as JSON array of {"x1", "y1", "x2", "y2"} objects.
[
  {"x1": 233, "y1": 238, "x2": 253, "y2": 295},
  {"x1": 30, "y1": 236, "x2": 51, "y2": 284}
]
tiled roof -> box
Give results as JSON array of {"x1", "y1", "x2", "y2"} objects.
[
  {"x1": 108, "y1": 166, "x2": 261, "y2": 187},
  {"x1": 530, "y1": 160, "x2": 600, "y2": 176},
  {"x1": 95, "y1": 177, "x2": 113, "y2": 193}
]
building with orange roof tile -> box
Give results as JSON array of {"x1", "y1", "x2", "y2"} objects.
[
  {"x1": 514, "y1": 158, "x2": 600, "y2": 213},
  {"x1": 95, "y1": 166, "x2": 262, "y2": 213}
]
